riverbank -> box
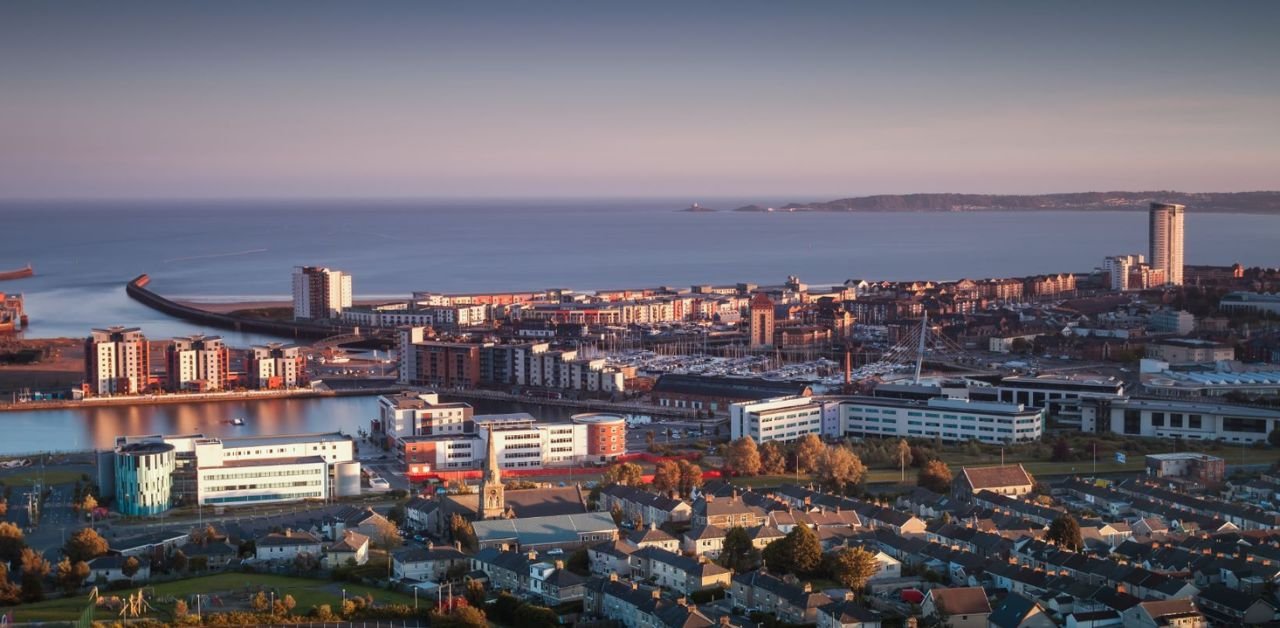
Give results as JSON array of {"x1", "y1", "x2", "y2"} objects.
[{"x1": 431, "y1": 387, "x2": 706, "y2": 419}]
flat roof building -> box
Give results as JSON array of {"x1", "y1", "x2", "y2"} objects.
[{"x1": 836, "y1": 396, "x2": 1044, "y2": 444}]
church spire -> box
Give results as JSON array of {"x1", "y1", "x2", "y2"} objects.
[{"x1": 479, "y1": 428, "x2": 504, "y2": 519}]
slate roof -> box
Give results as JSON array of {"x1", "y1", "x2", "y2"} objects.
[
  {"x1": 987, "y1": 592, "x2": 1041, "y2": 628},
  {"x1": 817, "y1": 600, "x2": 881, "y2": 624},
  {"x1": 472, "y1": 511, "x2": 617, "y2": 546},
  {"x1": 257, "y1": 530, "x2": 322, "y2": 547},
  {"x1": 684, "y1": 525, "x2": 726, "y2": 541},
  {"x1": 927, "y1": 586, "x2": 991, "y2": 616}
]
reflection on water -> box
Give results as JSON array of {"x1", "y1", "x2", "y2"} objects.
[{"x1": 0, "y1": 395, "x2": 580, "y2": 454}]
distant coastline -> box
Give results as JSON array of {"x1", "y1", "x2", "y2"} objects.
[{"x1": 677, "y1": 191, "x2": 1280, "y2": 214}]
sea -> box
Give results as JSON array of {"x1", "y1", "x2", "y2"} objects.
[{"x1": 0, "y1": 198, "x2": 1277, "y2": 453}]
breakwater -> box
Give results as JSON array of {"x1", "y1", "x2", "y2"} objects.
[{"x1": 126, "y1": 274, "x2": 394, "y2": 346}]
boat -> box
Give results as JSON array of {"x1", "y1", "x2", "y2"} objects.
[
  {"x1": 0, "y1": 264, "x2": 33, "y2": 282},
  {"x1": 231, "y1": 417, "x2": 245, "y2": 426}
]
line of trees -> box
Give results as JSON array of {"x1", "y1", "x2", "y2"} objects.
[{"x1": 722, "y1": 435, "x2": 868, "y2": 495}]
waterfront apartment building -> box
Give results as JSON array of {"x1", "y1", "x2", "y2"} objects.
[
  {"x1": 165, "y1": 334, "x2": 229, "y2": 392},
  {"x1": 85, "y1": 326, "x2": 150, "y2": 396},
  {"x1": 397, "y1": 412, "x2": 622, "y2": 476},
  {"x1": 749, "y1": 293, "x2": 775, "y2": 347},
  {"x1": 1105, "y1": 397, "x2": 1280, "y2": 444},
  {"x1": 292, "y1": 265, "x2": 352, "y2": 319},
  {"x1": 1149, "y1": 202, "x2": 1185, "y2": 286},
  {"x1": 247, "y1": 343, "x2": 306, "y2": 389},
  {"x1": 377, "y1": 391, "x2": 474, "y2": 442},
  {"x1": 729, "y1": 396, "x2": 823, "y2": 443},
  {"x1": 100, "y1": 431, "x2": 361, "y2": 513},
  {"x1": 1103, "y1": 254, "x2": 1145, "y2": 291},
  {"x1": 398, "y1": 329, "x2": 626, "y2": 393},
  {"x1": 834, "y1": 396, "x2": 1044, "y2": 444}
]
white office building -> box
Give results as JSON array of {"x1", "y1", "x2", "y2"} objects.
[
  {"x1": 292, "y1": 266, "x2": 353, "y2": 319},
  {"x1": 1106, "y1": 397, "x2": 1280, "y2": 444},
  {"x1": 104, "y1": 432, "x2": 361, "y2": 512},
  {"x1": 1103, "y1": 254, "x2": 1144, "y2": 291},
  {"x1": 834, "y1": 396, "x2": 1044, "y2": 444},
  {"x1": 398, "y1": 414, "x2": 592, "y2": 475},
  {"x1": 730, "y1": 396, "x2": 824, "y2": 443}
]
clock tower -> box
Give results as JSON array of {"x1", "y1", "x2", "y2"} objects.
[{"x1": 478, "y1": 430, "x2": 504, "y2": 520}]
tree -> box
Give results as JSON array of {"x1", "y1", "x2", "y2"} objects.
[
  {"x1": 723, "y1": 437, "x2": 761, "y2": 476},
  {"x1": 450, "y1": 513, "x2": 477, "y2": 552},
  {"x1": 283, "y1": 594, "x2": 297, "y2": 613},
  {"x1": 652, "y1": 460, "x2": 681, "y2": 494},
  {"x1": 646, "y1": 430, "x2": 656, "y2": 452},
  {"x1": 55, "y1": 558, "x2": 90, "y2": 593},
  {"x1": 174, "y1": 599, "x2": 189, "y2": 618},
  {"x1": 896, "y1": 439, "x2": 913, "y2": 482},
  {"x1": 387, "y1": 503, "x2": 406, "y2": 526},
  {"x1": 759, "y1": 441, "x2": 787, "y2": 475},
  {"x1": 251, "y1": 591, "x2": 270, "y2": 612},
  {"x1": 677, "y1": 460, "x2": 704, "y2": 497},
  {"x1": 19, "y1": 548, "x2": 49, "y2": 602},
  {"x1": 172, "y1": 550, "x2": 189, "y2": 573},
  {"x1": 465, "y1": 580, "x2": 488, "y2": 608},
  {"x1": 79, "y1": 494, "x2": 98, "y2": 514},
  {"x1": 826, "y1": 546, "x2": 880, "y2": 592},
  {"x1": 1268, "y1": 427, "x2": 1280, "y2": 448},
  {"x1": 601, "y1": 462, "x2": 644, "y2": 487},
  {"x1": 1047, "y1": 515, "x2": 1083, "y2": 552},
  {"x1": 63, "y1": 527, "x2": 108, "y2": 563},
  {"x1": 372, "y1": 518, "x2": 403, "y2": 550},
  {"x1": 793, "y1": 434, "x2": 825, "y2": 474},
  {"x1": 434, "y1": 605, "x2": 489, "y2": 628},
  {"x1": 0, "y1": 522, "x2": 25, "y2": 565},
  {"x1": 121, "y1": 556, "x2": 141, "y2": 578},
  {"x1": 816, "y1": 446, "x2": 867, "y2": 495},
  {"x1": 0, "y1": 564, "x2": 22, "y2": 605},
  {"x1": 917, "y1": 460, "x2": 953, "y2": 494},
  {"x1": 718, "y1": 527, "x2": 760, "y2": 573},
  {"x1": 1051, "y1": 438, "x2": 1072, "y2": 462},
  {"x1": 763, "y1": 523, "x2": 822, "y2": 576},
  {"x1": 568, "y1": 548, "x2": 590, "y2": 576}
]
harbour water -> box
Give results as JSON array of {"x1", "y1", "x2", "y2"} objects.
[{"x1": 0, "y1": 395, "x2": 581, "y2": 456}]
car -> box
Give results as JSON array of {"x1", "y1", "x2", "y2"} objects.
[
  {"x1": 546, "y1": 548, "x2": 564, "y2": 556},
  {"x1": 413, "y1": 535, "x2": 426, "y2": 543}
]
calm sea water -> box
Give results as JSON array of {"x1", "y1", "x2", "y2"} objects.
[
  {"x1": 0, "y1": 199, "x2": 1277, "y2": 451},
  {"x1": 3, "y1": 199, "x2": 1278, "y2": 342}
]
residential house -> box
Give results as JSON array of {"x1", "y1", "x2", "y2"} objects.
[
  {"x1": 599, "y1": 485, "x2": 693, "y2": 526},
  {"x1": 816, "y1": 599, "x2": 883, "y2": 628},
  {"x1": 255, "y1": 530, "x2": 323, "y2": 562},
  {"x1": 528, "y1": 559, "x2": 587, "y2": 606},
  {"x1": 922, "y1": 587, "x2": 992, "y2": 628},
  {"x1": 629, "y1": 547, "x2": 732, "y2": 595},
  {"x1": 324, "y1": 531, "x2": 370, "y2": 568},
  {"x1": 88, "y1": 555, "x2": 151, "y2": 583},
  {"x1": 393, "y1": 543, "x2": 470, "y2": 581},
  {"x1": 1195, "y1": 585, "x2": 1275, "y2": 625},
  {"x1": 692, "y1": 493, "x2": 768, "y2": 529},
  {"x1": 987, "y1": 592, "x2": 1055, "y2": 628},
  {"x1": 682, "y1": 525, "x2": 727, "y2": 558},
  {"x1": 626, "y1": 524, "x2": 681, "y2": 553},
  {"x1": 1122, "y1": 599, "x2": 1206, "y2": 628},
  {"x1": 730, "y1": 570, "x2": 834, "y2": 624}
]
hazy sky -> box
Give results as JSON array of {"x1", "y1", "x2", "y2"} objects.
[{"x1": 2, "y1": 1, "x2": 1278, "y2": 199}]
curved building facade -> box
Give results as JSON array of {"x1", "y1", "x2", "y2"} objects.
[
  {"x1": 114, "y1": 442, "x2": 175, "y2": 516},
  {"x1": 572, "y1": 413, "x2": 627, "y2": 460}
]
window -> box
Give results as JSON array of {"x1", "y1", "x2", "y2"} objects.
[{"x1": 1151, "y1": 413, "x2": 1164, "y2": 427}]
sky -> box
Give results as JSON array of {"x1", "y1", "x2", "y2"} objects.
[{"x1": 1, "y1": 1, "x2": 1278, "y2": 199}]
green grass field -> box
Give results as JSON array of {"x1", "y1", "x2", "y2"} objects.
[
  {"x1": 10, "y1": 572, "x2": 421, "y2": 622},
  {"x1": 0, "y1": 468, "x2": 89, "y2": 487}
]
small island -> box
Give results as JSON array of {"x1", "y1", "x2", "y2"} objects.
[{"x1": 677, "y1": 202, "x2": 717, "y2": 212}]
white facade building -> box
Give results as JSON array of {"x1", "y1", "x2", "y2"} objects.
[
  {"x1": 87, "y1": 326, "x2": 149, "y2": 395},
  {"x1": 1103, "y1": 254, "x2": 1145, "y2": 291},
  {"x1": 292, "y1": 266, "x2": 352, "y2": 319},
  {"x1": 247, "y1": 343, "x2": 304, "y2": 389},
  {"x1": 1107, "y1": 397, "x2": 1280, "y2": 444},
  {"x1": 834, "y1": 396, "x2": 1044, "y2": 444},
  {"x1": 730, "y1": 396, "x2": 824, "y2": 443},
  {"x1": 167, "y1": 335, "x2": 229, "y2": 392}
]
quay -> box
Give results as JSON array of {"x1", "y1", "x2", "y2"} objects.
[
  {"x1": 0, "y1": 383, "x2": 401, "y2": 412},
  {"x1": 426, "y1": 386, "x2": 706, "y2": 420}
]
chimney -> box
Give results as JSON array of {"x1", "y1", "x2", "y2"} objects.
[
  {"x1": 677, "y1": 597, "x2": 688, "y2": 607},
  {"x1": 706, "y1": 494, "x2": 715, "y2": 503},
  {"x1": 650, "y1": 522, "x2": 657, "y2": 531},
  {"x1": 528, "y1": 550, "x2": 538, "y2": 561},
  {"x1": 284, "y1": 528, "x2": 292, "y2": 537},
  {"x1": 844, "y1": 591, "x2": 856, "y2": 601},
  {"x1": 652, "y1": 588, "x2": 661, "y2": 599},
  {"x1": 555, "y1": 560, "x2": 565, "y2": 569},
  {"x1": 631, "y1": 581, "x2": 638, "y2": 590},
  {"x1": 455, "y1": 541, "x2": 462, "y2": 551},
  {"x1": 719, "y1": 616, "x2": 731, "y2": 627},
  {"x1": 610, "y1": 572, "x2": 619, "y2": 582}
]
